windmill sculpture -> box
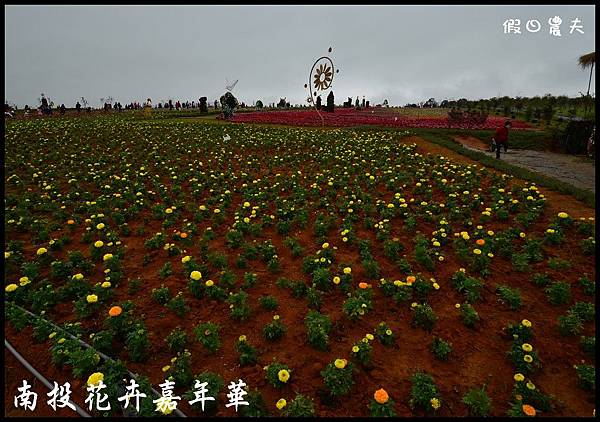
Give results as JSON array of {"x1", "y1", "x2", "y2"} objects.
[{"x1": 304, "y1": 47, "x2": 340, "y2": 126}]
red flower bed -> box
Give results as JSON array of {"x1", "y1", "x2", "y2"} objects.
[{"x1": 231, "y1": 108, "x2": 532, "y2": 130}]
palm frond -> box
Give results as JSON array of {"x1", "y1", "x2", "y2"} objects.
[{"x1": 578, "y1": 52, "x2": 595, "y2": 69}]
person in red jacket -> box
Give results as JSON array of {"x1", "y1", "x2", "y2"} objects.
[{"x1": 492, "y1": 120, "x2": 511, "y2": 159}]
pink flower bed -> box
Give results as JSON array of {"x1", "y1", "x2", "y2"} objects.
[{"x1": 231, "y1": 108, "x2": 532, "y2": 130}]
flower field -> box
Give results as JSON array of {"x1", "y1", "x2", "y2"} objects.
[
  {"x1": 231, "y1": 108, "x2": 533, "y2": 130},
  {"x1": 4, "y1": 117, "x2": 595, "y2": 417}
]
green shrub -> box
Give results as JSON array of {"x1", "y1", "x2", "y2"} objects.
[
  {"x1": 496, "y1": 285, "x2": 522, "y2": 310},
  {"x1": 194, "y1": 322, "x2": 221, "y2": 353},
  {"x1": 151, "y1": 284, "x2": 171, "y2": 305},
  {"x1": 374, "y1": 322, "x2": 395, "y2": 346},
  {"x1": 263, "y1": 316, "x2": 286, "y2": 341},
  {"x1": 259, "y1": 295, "x2": 278, "y2": 311},
  {"x1": 581, "y1": 336, "x2": 595, "y2": 356},
  {"x1": 569, "y1": 302, "x2": 595, "y2": 322},
  {"x1": 412, "y1": 303, "x2": 437, "y2": 331},
  {"x1": 321, "y1": 359, "x2": 354, "y2": 396},
  {"x1": 264, "y1": 361, "x2": 292, "y2": 388},
  {"x1": 409, "y1": 371, "x2": 441, "y2": 412},
  {"x1": 431, "y1": 337, "x2": 452, "y2": 361},
  {"x1": 460, "y1": 303, "x2": 480, "y2": 328},
  {"x1": 235, "y1": 336, "x2": 258, "y2": 366},
  {"x1": 165, "y1": 327, "x2": 188, "y2": 353},
  {"x1": 305, "y1": 310, "x2": 332, "y2": 351},
  {"x1": 558, "y1": 312, "x2": 584, "y2": 336},
  {"x1": 574, "y1": 364, "x2": 595, "y2": 391},
  {"x1": 282, "y1": 394, "x2": 315, "y2": 417},
  {"x1": 462, "y1": 385, "x2": 492, "y2": 417},
  {"x1": 545, "y1": 281, "x2": 571, "y2": 305}
]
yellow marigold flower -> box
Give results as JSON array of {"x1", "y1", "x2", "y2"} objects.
[
  {"x1": 199, "y1": 205, "x2": 207, "y2": 211},
  {"x1": 181, "y1": 256, "x2": 191, "y2": 263},
  {"x1": 433, "y1": 283, "x2": 440, "y2": 290},
  {"x1": 49, "y1": 332, "x2": 57, "y2": 339},
  {"x1": 73, "y1": 273, "x2": 84, "y2": 280},
  {"x1": 519, "y1": 232, "x2": 526, "y2": 238},
  {"x1": 239, "y1": 335, "x2": 247, "y2": 342},
  {"x1": 278, "y1": 369, "x2": 290, "y2": 383},
  {"x1": 366, "y1": 333, "x2": 374, "y2": 341},
  {"x1": 273, "y1": 315, "x2": 280, "y2": 320},
  {"x1": 276, "y1": 398, "x2": 287, "y2": 410},
  {"x1": 521, "y1": 343, "x2": 533, "y2": 352},
  {"x1": 86, "y1": 294, "x2": 98, "y2": 303},
  {"x1": 96, "y1": 223, "x2": 105, "y2": 230},
  {"x1": 523, "y1": 354, "x2": 533, "y2": 363},
  {"x1": 352, "y1": 345, "x2": 360, "y2": 353},
  {"x1": 322, "y1": 242, "x2": 329, "y2": 249},
  {"x1": 213, "y1": 208, "x2": 221, "y2": 214},
  {"x1": 430, "y1": 398, "x2": 441, "y2": 410},
  {"x1": 343, "y1": 267, "x2": 352, "y2": 275},
  {"x1": 58, "y1": 338, "x2": 66, "y2": 344},
  {"x1": 334, "y1": 359, "x2": 347, "y2": 369},
  {"x1": 455, "y1": 303, "x2": 461, "y2": 308},
  {"x1": 162, "y1": 365, "x2": 170, "y2": 373},
  {"x1": 333, "y1": 276, "x2": 341, "y2": 285},
  {"x1": 521, "y1": 319, "x2": 532, "y2": 327},
  {"x1": 160, "y1": 403, "x2": 174, "y2": 415},
  {"x1": 205, "y1": 280, "x2": 214, "y2": 287},
  {"x1": 190, "y1": 271, "x2": 202, "y2": 280},
  {"x1": 101, "y1": 281, "x2": 111, "y2": 288},
  {"x1": 473, "y1": 248, "x2": 482, "y2": 255},
  {"x1": 165, "y1": 208, "x2": 173, "y2": 214},
  {"x1": 5, "y1": 283, "x2": 18, "y2": 292},
  {"x1": 5, "y1": 251, "x2": 12, "y2": 259},
  {"x1": 36, "y1": 247, "x2": 48, "y2": 256},
  {"x1": 558, "y1": 212, "x2": 569, "y2": 219},
  {"x1": 411, "y1": 302, "x2": 418, "y2": 308},
  {"x1": 103, "y1": 253, "x2": 113, "y2": 261},
  {"x1": 514, "y1": 373, "x2": 525, "y2": 382},
  {"x1": 87, "y1": 372, "x2": 104, "y2": 386},
  {"x1": 94, "y1": 240, "x2": 104, "y2": 248},
  {"x1": 526, "y1": 381, "x2": 536, "y2": 390},
  {"x1": 385, "y1": 329, "x2": 392, "y2": 335}
]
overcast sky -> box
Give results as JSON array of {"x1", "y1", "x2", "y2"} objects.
[{"x1": 4, "y1": 5, "x2": 596, "y2": 107}]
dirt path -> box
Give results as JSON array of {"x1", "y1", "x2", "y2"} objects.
[
  {"x1": 403, "y1": 136, "x2": 595, "y2": 218},
  {"x1": 453, "y1": 135, "x2": 596, "y2": 194}
]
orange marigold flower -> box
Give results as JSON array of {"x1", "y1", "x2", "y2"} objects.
[
  {"x1": 476, "y1": 239, "x2": 485, "y2": 246},
  {"x1": 406, "y1": 276, "x2": 416, "y2": 284},
  {"x1": 67, "y1": 219, "x2": 75, "y2": 225},
  {"x1": 374, "y1": 388, "x2": 389, "y2": 404},
  {"x1": 522, "y1": 404, "x2": 536, "y2": 417},
  {"x1": 359, "y1": 282, "x2": 369, "y2": 289},
  {"x1": 180, "y1": 232, "x2": 188, "y2": 239},
  {"x1": 108, "y1": 306, "x2": 122, "y2": 317}
]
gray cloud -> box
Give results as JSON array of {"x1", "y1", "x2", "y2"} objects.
[{"x1": 4, "y1": 5, "x2": 595, "y2": 107}]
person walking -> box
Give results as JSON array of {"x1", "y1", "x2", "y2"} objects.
[
  {"x1": 492, "y1": 119, "x2": 511, "y2": 159},
  {"x1": 587, "y1": 125, "x2": 595, "y2": 159}
]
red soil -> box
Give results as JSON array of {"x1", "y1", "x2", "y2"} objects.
[{"x1": 4, "y1": 136, "x2": 594, "y2": 417}]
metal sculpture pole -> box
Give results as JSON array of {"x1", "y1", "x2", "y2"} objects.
[{"x1": 304, "y1": 47, "x2": 339, "y2": 127}]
